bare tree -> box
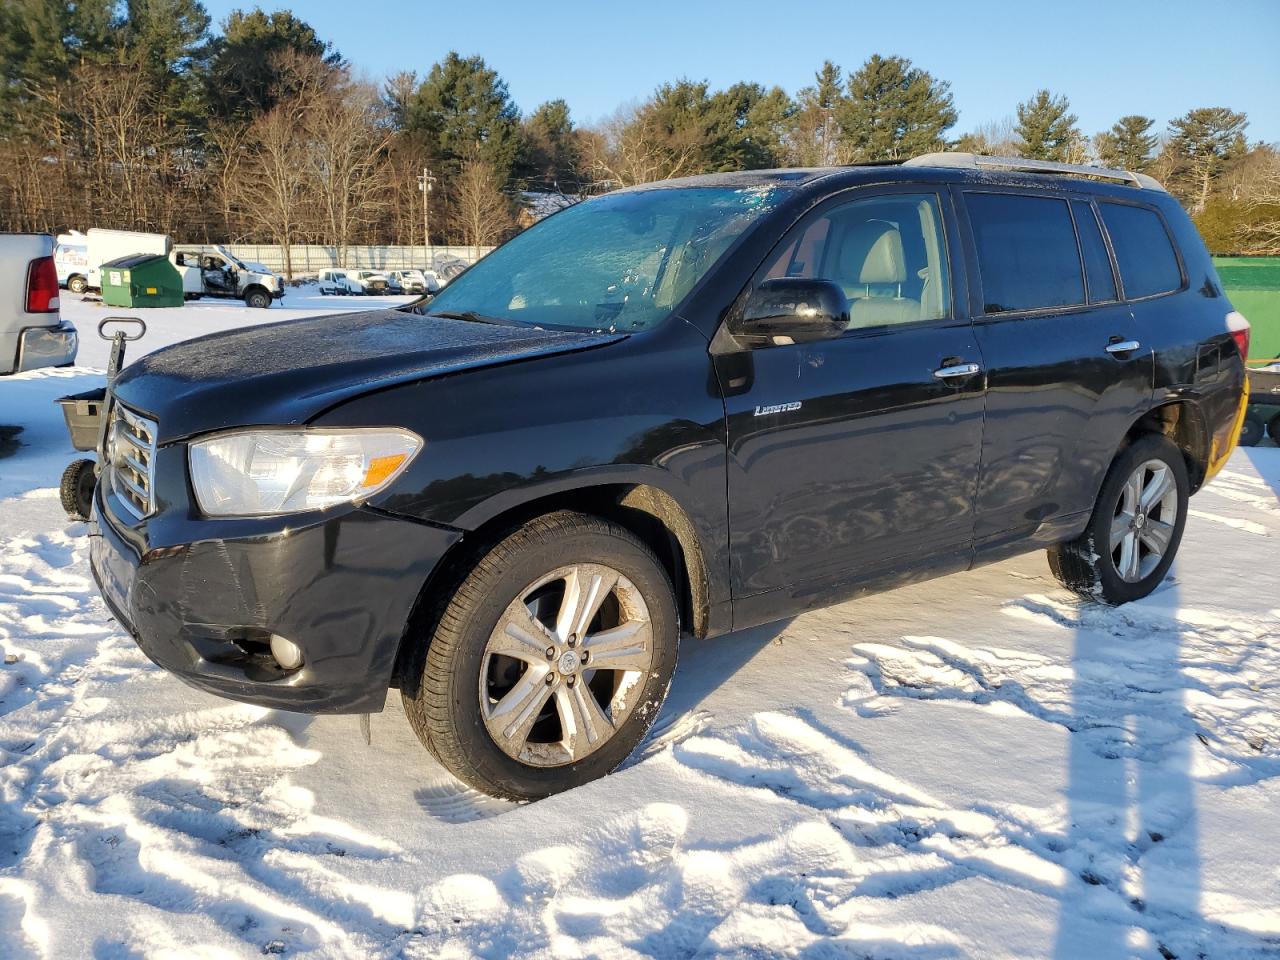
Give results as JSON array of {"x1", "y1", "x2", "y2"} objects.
[
  {"x1": 227, "y1": 98, "x2": 311, "y2": 278},
  {"x1": 1240, "y1": 149, "x2": 1280, "y2": 253},
  {"x1": 451, "y1": 155, "x2": 513, "y2": 259},
  {"x1": 307, "y1": 77, "x2": 393, "y2": 266},
  {"x1": 952, "y1": 116, "x2": 1020, "y2": 157},
  {"x1": 75, "y1": 63, "x2": 172, "y2": 228},
  {"x1": 581, "y1": 103, "x2": 702, "y2": 188}
]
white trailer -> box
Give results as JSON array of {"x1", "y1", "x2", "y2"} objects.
[{"x1": 85, "y1": 229, "x2": 170, "y2": 290}]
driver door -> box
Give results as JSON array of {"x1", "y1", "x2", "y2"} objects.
[{"x1": 713, "y1": 187, "x2": 986, "y2": 618}]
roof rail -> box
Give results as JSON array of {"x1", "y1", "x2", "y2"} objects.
[{"x1": 903, "y1": 152, "x2": 1167, "y2": 192}]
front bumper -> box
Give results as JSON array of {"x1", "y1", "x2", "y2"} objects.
[
  {"x1": 17, "y1": 319, "x2": 78, "y2": 372},
  {"x1": 90, "y1": 489, "x2": 462, "y2": 714}
]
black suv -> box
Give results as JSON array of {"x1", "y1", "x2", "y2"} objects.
[{"x1": 89, "y1": 154, "x2": 1250, "y2": 800}]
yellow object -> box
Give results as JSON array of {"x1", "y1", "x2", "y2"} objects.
[
  {"x1": 1205, "y1": 375, "x2": 1249, "y2": 483},
  {"x1": 363, "y1": 454, "x2": 408, "y2": 488}
]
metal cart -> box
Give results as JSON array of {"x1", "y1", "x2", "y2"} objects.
[{"x1": 55, "y1": 317, "x2": 146, "y2": 520}]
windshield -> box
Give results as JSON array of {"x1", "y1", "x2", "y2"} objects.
[{"x1": 427, "y1": 185, "x2": 781, "y2": 332}]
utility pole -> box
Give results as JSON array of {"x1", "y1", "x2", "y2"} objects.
[{"x1": 417, "y1": 167, "x2": 437, "y2": 271}]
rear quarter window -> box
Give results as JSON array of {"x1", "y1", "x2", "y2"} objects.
[
  {"x1": 966, "y1": 193, "x2": 1085, "y2": 314},
  {"x1": 1098, "y1": 202, "x2": 1183, "y2": 300}
]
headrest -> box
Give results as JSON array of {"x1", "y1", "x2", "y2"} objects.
[{"x1": 837, "y1": 220, "x2": 906, "y2": 286}]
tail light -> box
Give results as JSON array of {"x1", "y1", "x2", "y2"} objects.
[
  {"x1": 25, "y1": 255, "x2": 59, "y2": 313},
  {"x1": 1226, "y1": 310, "x2": 1250, "y2": 363}
]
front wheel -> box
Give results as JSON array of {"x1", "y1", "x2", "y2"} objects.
[
  {"x1": 402, "y1": 511, "x2": 679, "y2": 800},
  {"x1": 68, "y1": 275, "x2": 87, "y2": 294},
  {"x1": 245, "y1": 289, "x2": 271, "y2": 309},
  {"x1": 1047, "y1": 433, "x2": 1188, "y2": 605}
]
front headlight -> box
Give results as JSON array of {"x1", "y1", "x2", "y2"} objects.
[{"x1": 188, "y1": 428, "x2": 423, "y2": 517}]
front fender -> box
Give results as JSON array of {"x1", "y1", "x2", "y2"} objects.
[{"x1": 313, "y1": 319, "x2": 731, "y2": 618}]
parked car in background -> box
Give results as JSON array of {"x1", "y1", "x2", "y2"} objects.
[
  {"x1": 1, "y1": 233, "x2": 77, "y2": 374},
  {"x1": 317, "y1": 269, "x2": 363, "y2": 295},
  {"x1": 384, "y1": 270, "x2": 432, "y2": 295},
  {"x1": 171, "y1": 245, "x2": 283, "y2": 308},
  {"x1": 318, "y1": 269, "x2": 390, "y2": 296},
  {"x1": 89, "y1": 155, "x2": 1247, "y2": 802},
  {"x1": 55, "y1": 231, "x2": 90, "y2": 293}
]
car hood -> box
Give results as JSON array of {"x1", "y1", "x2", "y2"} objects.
[{"x1": 112, "y1": 309, "x2": 622, "y2": 442}]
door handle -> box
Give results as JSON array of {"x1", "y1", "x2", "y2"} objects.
[
  {"x1": 1105, "y1": 339, "x2": 1141, "y2": 355},
  {"x1": 933, "y1": 362, "x2": 981, "y2": 380}
]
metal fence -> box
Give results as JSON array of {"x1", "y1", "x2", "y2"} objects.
[{"x1": 198, "y1": 244, "x2": 495, "y2": 276}]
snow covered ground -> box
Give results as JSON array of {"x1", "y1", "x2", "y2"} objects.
[{"x1": 1, "y1": 297, "x2": 1278, "y2": 958}]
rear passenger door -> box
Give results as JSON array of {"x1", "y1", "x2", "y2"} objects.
[{"x1": 957, "y1": 189, "x2": 1153, "y2": 557}]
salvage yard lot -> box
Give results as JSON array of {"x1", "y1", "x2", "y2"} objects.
[{"x1": 2, "y1": 298, "x2": 1279, "y2": 959}]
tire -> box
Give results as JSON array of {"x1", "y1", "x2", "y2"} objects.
[
  {"x1": 1268, "y1": 413, "x2": 1280, "y2": 445},
  {"x1": 245, "y1": 289, "x2": 271, "y2": 309},
  {"x1": 60, "y1": 459, "x2": 96, "y2": 522},
  {"x1": 1238, "y1": 415, "x2": 1263, "y2": 447},
  {"x1": 402, "y1": 510, "x2": 679, "y2": 801},
  {"x1": 1047, "y1": 433, "x2": 1189, "y2": 605},
  {"x1": 68, "y1": 275, "x2": 87, "y2": 294}
]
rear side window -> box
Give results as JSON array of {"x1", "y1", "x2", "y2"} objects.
[
  {"x1": 966, "y1": 193, "x2": 1084, "y2": 313},
  {"x1": 1098, "y1": 203, "x2": 1182, "y2": 299},
  {"x1": 1072, "y1": 201, "x2": 1117, "y2": 302}
]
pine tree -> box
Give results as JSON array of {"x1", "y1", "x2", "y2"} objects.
[
  {"x1": 790, "y1": 61, "x2": 845, "y2": 166},
  {"x1": 205, "y1": 9, "x2": 340, "y2": 121},
  {"x1": 1093, "y1": 115, "x2": 1157, "y2": 171},
  {"x1": 519, "y1": 99, "x2": 582, "y2": 190},
  {"x1": 405, "y1": 52, "x2": 521, "y2": 182},
  {"x1": 838, "y1": 54, "x2": 956, "y2": 162},
  {"x1": 1166, "y1": 107, "x2": 1249, "y2": 211},
  {"x1": 706, "y1": 82, "x2": 794, "y2": 171},
  {"x1": 1015, "y1": 90, "x2": 1080, "y2": 161}
]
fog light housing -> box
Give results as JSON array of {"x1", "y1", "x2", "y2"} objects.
[{"x1": 269, "y1": 634, "x2": 304, "y2": 671}]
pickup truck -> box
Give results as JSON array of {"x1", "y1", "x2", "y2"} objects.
[{"x1": 1, "y1": 233, "x2": 78, "y2": 375}]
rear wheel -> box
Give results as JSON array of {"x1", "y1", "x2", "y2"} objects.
[
  {"x1": 402, "y1": 511, "x2": 678, "y2": 800},
  {"x1": 1268, "y1": 413, "x2": 1280, "y2": 445},
  {"x1": 1047, "y1": 433, "x2": 1188, "y2": 605},
  {"x1": 1239, "y1": 415, "x2": 1263, "y2": 447}
]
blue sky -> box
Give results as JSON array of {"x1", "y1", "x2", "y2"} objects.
[{"x1": 203, "y1": 0, "x2": 1280, "y2": 141}]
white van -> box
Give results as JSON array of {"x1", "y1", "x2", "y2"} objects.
[{"x1": 55, "y1": 231, "x2": 90, "y2": 292}]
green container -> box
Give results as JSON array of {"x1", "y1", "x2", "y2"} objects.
[
  {"x1": 1214, "y1": 256, "x2": 1280, "y2": 362},
  {"x1": 99, "y1": 253, "x2": 183, "y2": 308}
]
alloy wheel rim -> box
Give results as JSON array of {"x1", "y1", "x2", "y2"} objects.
[
  {"x1": 479, "y1": 563, "x2": 653, "y2": 767},
  {"x1": 1110, "y1": 458, "x2": 1178, "y2": 583}
]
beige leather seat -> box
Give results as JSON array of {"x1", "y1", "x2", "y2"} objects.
[{"x1": 835, "y1": 220, "x2": 920, "y2": 328}]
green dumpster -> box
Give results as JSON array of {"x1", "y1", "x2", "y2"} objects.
[{"x1": 99, "y1": 253, "x2": 184, "y2": 308}]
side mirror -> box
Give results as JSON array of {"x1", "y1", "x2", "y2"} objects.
[{"x1": 735, "y1": 278, "x2": 849, "y2": 346}]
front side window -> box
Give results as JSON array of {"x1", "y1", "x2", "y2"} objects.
[
  {"x1": 762, "y1": 192, "x2": 951, "y2": 329},
  {"x1": 967, "y1": 193, "x2": 1084, "y2": 313},
  {"x1": 427, "y1": 186, "x2": 783, "y2": 332},
  {"x1": 1098, "y1": 202, "x2": 1182, "y2": 300}
]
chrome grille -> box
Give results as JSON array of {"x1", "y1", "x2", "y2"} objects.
[{"x1": 107, "y1": 403, "x2": 157, "y2": 520}]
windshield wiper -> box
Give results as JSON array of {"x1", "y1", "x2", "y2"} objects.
[{"x1": 426, "y1": 310, "x2": 514, "y2": 326}]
